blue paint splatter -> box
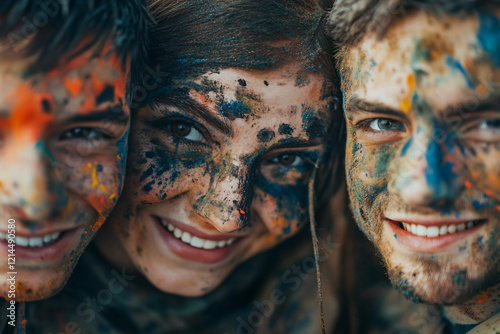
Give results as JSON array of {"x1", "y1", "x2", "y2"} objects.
[
  {"x1": 446, "y1": 57, "x2": 475, "y2": 89},
  {"x1": 478, "y1": 12, "x2": 500, "y2": 66}
]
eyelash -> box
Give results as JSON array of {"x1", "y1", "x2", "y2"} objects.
[{"x1": 148, "y1": 115, "x2": 210, "y2": 147}]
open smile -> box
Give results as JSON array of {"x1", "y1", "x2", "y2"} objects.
[
  {"x1": 385, "y1": 217, "x2": 488, "y2": 252},
  {"x1": 0, "y1": 227, "x2": 80, "y2": 262},
  {"x1": 154, "y1": 216, "x2": 244, "y2": 264}
]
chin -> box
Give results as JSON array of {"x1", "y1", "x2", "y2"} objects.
[
  {"x1": 384, "y1": 249, "x2": 500, "y2": 306},
  {"x1": 141, "y1": 259, "x2": 236, "y2": 297},
  {"x1": 2, "y1": 267, "x2": 69, "y2": 302}
]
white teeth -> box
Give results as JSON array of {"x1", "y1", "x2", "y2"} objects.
[
  {"x1": 427, "y1": 226, "x2": 439, "y2": 237},
  {"x1": 401, "y1": 220, "x2": 481, "y2": 238},
  {"x1": 439, "y1": 225, "x2": 448, "y2": 236},
  {"x1": 416, "y1": 225, "x2": 427, "y2": 236},
  {"x1": 190, "y1": 236, "x2": 204, "y2": 248},
  {"x1": 203, "y1": 240, "x2": 218, "y2": 250},
  {"x1": 16, "y1": 236, "x2": 29, "y2": 247},
  {"x1": 28, "y1": 237, "x2": 43, "y2": 247},
  {"x1": 181, "y1": 232, "x2": 192, "y2": 243},
  {"x1": 0, "y1": 231, "x2": 63, "y2": 247},
  {"x1": 173, "y1": 228, "x2": 182, "y2": 238},
  {"x1": 162, "y1": 221, "x2": 238, "y2": 249}
]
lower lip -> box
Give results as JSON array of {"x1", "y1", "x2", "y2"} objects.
[
  {"x1": 0, "y1": 229, "x2": 78, "y2": 262},
  {"x1": 154, "y1": 218, "x2": 241, "y2": 264},
  {"x1": 386, "y1": 220, "x2": 485, "y2": 253}
]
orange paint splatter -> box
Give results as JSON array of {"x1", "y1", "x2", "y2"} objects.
[
  {"x1": 63, "y1": 77, "x2": 83, "y2": 96},
  {"x1": 0, "y1": 84, "x2": 54, "y2": 142},
  {"x1": 400, "y1": 74, "x2": 416, "y2": 114},
  {"x1": 239, "y1": 209, "x2": 246, "y2": 215},
  {"x1": 484, "y1": 189, "x2": 495, "y2": 197},
  {"x1": 464, "y1": 180, "x2": 472, "y2": 189}
]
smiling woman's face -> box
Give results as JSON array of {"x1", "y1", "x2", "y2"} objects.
[{"x1": 103, "y1": 64, "x2": 332, "y2": 296}]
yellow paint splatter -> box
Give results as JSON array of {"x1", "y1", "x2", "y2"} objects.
[
  {"x1": 99, "y1": 185, "x2": 107, "y2": 192},
  {"x1": 109, "y1": 192, "x2": 116, "y2": 200},
  {"x1": 400, "y1": 74, "x2": 416, "y2": 113},
  {"x1": 91, "y1": 165, "x2": 98, "y2": 188}
]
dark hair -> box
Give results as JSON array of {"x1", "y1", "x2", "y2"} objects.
[
  {"x1": 0, "y1": 0, "x2": 150, "y2": 86},
  {"x1": 145, "y1": 0, "x2": 335, "y2": 100},
  {"x1": 327, "y1": 0, "x2": 500, "y2": 48}
]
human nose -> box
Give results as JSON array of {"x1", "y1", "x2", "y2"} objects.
[
  {"x1": 0, "y1": 141, "x2": 67, "y2": 220},
  {"x1": 388, "y1": 133, "x2": 465, "y2": 208},
  {"x1": 192, "y1": 160, "x2": 253, "y2": 233}
]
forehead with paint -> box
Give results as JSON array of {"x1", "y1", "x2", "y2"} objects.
[{"x1": 340, "y1": 7, "x2": 500, "y2": 314}]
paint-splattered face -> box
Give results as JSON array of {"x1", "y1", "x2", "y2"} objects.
[
  {"x1": 106, "y1": 64, "x2": 332, "y2": 296},
  {"x1": 0, "y1": 51, "x2": 129, "y2": 301},
  {"x1": 343, "y1": 10, "x2": 500, "y2": 306}
]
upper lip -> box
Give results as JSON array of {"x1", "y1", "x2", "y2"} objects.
[
  {"x1": 385, "y1": 214, "x2": 487, "y2": 226},
  {"x1": 156, "y1": 216, "x2": 247, "y2": 241},
  {"x1": 0, "y1": 226, "x2": 81, "y2": 238}
]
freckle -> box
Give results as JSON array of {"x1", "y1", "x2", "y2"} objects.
[{"x1": 238, "y1": 79, "x2": 246, "y2": 87}]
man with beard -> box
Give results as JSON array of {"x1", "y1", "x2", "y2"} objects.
[{"x1": 328, "y1": 0, "x2": 500, "y2": 332}]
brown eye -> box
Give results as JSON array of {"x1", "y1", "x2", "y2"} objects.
[
  {"x1": 278, "y1": 154, "x2": 296, "y2": 165},
  {"x1": 168, "y1": 121, "x2": 204, "y2": 141},
  {"x1": 170, "y1": 122, "x2": 191, "y2": 137},
  {"x1": 270, "y1": 153, "x2": 304, "y2": 166}
]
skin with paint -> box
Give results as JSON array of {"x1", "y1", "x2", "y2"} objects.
[
  {"x1": 0, "y1": 50, "x2": 129, "y2": 301},
  {"x1": 97, "y1": 63, "x2": 333, "y2": 296},
  {"x1": 342, "y1": 10, "x2": 500, "y2": 325}
]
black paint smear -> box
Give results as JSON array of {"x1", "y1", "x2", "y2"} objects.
[
  {"x1": 264, "y1": 80, "x2": 269, "y2": 86},
  {"x1": 41, "y1": 99, "x2": 51, "y2": 113},
  {"x1": 238, "y1": 79, "x2": 246, "y2": 87},
  {"x1": 257, "y1": 128, "x2": 275, "y2": 142},
  {"x1": 278, "y1": 123, "x2": 293, "y2": 135},
  {"x1": 306, "y1": 117, "x2": 326, "y2": 139},
  {"x1": 96, "y1": 85, "x2": 115, "y2": 105}
]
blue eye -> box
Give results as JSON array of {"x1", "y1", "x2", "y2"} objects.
[
  {"x1": 168, "y1": 121, "x2": 204, "y2": 142},
  {"x1": 369, "y1": 119, "x2": 405, "y2": 132},
  {"x1": 270, "y1": 154, "x2": 304, "y2": 167},
  {"x1": 479, "y1": 119, "x2": 500, "y2": 130}
]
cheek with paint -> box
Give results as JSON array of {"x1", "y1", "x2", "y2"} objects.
[
  {"x1": 346, "y1": 129, "x2": 398, "y2": 240},
  {"x1": 255, "y1": 161, "x2": 313, "y2": 239},
  {"x1": 126, "y1": 125, "x2": 211, "y2": 208}
]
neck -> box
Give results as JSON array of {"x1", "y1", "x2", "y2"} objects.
[{"x1": 443, "y1": 283, "x2": 500, "y2": 326}]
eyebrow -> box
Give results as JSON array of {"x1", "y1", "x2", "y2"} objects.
[
  {"x1": 65, "y1": 106, "x2": 129, "y2": 125},
  {"x1": 162, "y1": 92, "x2": 233, "y2": 136},
  {"x1": 345, "y1": 97, "x2": 405, "y2": 118},
  {"x1": 444, "y1": 97, "x2": 500, "y2": 118}
]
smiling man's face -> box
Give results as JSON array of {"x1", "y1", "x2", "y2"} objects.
[
  {"x1": 342, "y1": 10, "x2": 500, "y2": 307},
  {"x1": 0, "y1": 51, "x2": 129, "y2": 301}
]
